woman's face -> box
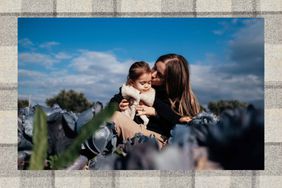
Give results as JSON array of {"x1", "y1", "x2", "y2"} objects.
[{"x1": 151, "y1": 61, "x2": 166, "y2": 86}]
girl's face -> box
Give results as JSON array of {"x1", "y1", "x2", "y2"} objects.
[
  {"x1": 133, "y1": 73, "x2": 152, "y2": 93},
  {"x1": 151, "y1": 61, "x2": 166, "y2": 86}
]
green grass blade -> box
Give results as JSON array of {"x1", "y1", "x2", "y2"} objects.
[
  {"x1": 29, "y1": 107, "x2": 48, "y2": 170},
  {"x1": 52, "y1": 103, "x2": 117, "y2": 169}
]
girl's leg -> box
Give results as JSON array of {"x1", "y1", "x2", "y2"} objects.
[{"x1": 111, "y1": 111, "x2": 166, "y2": 148}]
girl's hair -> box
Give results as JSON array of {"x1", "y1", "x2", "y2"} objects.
[
  {"x1": 156, "y1": 54, "x2": 200, "y2": 117},
  {"x1": 126, "y1": 61, "x2": 151, "y2": 85}
]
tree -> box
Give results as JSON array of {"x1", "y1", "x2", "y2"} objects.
[
  {"x1": 46, "y1": 90, "x2": 93, "y2": 113},
  {"x1": 18, "y1": 99, "x2": 29, "y2": 109},
  {"x1": 208, "y1": 100, "x2": 248, "y2": 115},
  {"x1": 199, "y1": 105, "x2": 206, "y2": 112}
]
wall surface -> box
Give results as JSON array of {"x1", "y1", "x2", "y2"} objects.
[{"x1": 0, "y1": 0, "x2": 282, "y2": 187}]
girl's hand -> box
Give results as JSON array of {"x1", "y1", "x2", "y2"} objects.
[
  {"x1": 136, "y1": 105, "x2": 156, "y2": 116},
  {"x1": 179, "y1": 116, "x2": 192, "y2": 123},
  {"x1": 119, "y1": 99, "x2": 129, "y2": 111}
]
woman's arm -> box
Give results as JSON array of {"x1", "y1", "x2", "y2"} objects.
[
  {"x1": 179, "y1": 116, "x2": 192, "y2": 123},
  {"x1": 136, "y1": 97, "x2": 183, "y2": 125},
  {"x1": 109, "y1": 87, "x2": 123, "y2": 104},
  {"x1": 108, "y1": 87, "x2": 129, "y2": 111},
  {"x1": 136, "y1": 105, "x2": 156, "y2": 116}
]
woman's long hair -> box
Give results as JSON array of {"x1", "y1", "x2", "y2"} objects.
[{"x1": 156, "y1": 54, "x2": 200, "y2": 117}]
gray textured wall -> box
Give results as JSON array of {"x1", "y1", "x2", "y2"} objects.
[{"x1": 0, "y1": 0, "x2": 282, "y2": 187}]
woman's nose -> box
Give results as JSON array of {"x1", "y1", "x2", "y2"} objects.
[{"x1": 151, "y1": 71, "x2": 157, "y2": 78}]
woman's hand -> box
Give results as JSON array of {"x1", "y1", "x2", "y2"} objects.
[
  {"x1": 136, "y1": 105, "x2": 156, "y2": 116},
  {"x1": 179, "y1": 116, "x2": 192, "y2": 123},
  {"x1": 119, "y1": 99, "x2": 129, "y2": 111}
]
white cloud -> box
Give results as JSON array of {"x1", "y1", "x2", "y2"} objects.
[
  {"x1": 194, "y1": 19, "x2": 264, "y2": 107},
  {"x1": 19, "y1": 38, "x2": 34, "y2": 48},
  {"x1": 212, "y1": 20, "x2": 230, "y2": 36},
  {"x1": 71, "y1": 50, "x2": 132, "y2": 75},
  {"x1": 18, "y1": 69, "x2": 47, "y2": 79},
  {"x1": 190, "y1": 63, "x2": 263, "y2": 106},
  {"x1": 19, "y1": 51, "x2": 72, "y2": 68},
  {"x1": 19, "y1": 52, "x2": 59, "y2": 67},
  {"x1": 19, "y1": 48, "x2": 263, "y2": 107},
  {"x1": 54, "y1": 52, "x2": 72, "y2": 60},
  {"x1": 190, "y1": 55, "x2": 264, "y2": 105},
  {"x1": 18, "y1": 51, "x2": 143, "y2": 106},
  {"x1": 212, "y1": 30, "x2": 224, "y2": 35},
  {"x1": 39, "y1": 41, "x2": 60, "y2": 49}
]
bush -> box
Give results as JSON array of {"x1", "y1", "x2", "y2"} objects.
[{"x1": 46, "y1": 89, "x2": 93, "y2": 113}]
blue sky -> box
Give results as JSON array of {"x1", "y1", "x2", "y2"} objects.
[{"x1": 18, "y1": 18, "x2": 264, "y2": 107}]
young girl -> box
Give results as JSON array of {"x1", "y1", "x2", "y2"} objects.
[{"x1": 120, "y1": 61, "x2": 155, "y2": 128}]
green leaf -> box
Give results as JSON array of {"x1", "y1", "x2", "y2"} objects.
[
  {"x1": 29, "y1": 107, "x2": 48, "y2": 170},
  {"x1": 52, "y1": 103, "x2": 117, "y2": 169}
]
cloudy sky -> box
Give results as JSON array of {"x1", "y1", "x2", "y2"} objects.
[{"x1": 18, "y1": 18, "x2": 264, "y2": 108}]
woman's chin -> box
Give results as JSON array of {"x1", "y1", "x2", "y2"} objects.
[{"x1": 152, "y1": 80, "x2": 162, "y2": 86}]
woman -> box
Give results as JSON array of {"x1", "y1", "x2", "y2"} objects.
[
  {"x1": 70, "y1": 54, "x2": 201, "y2": 169},
  {"x1": 110, "y1": 53, "x2": 200, "y2": 148}
]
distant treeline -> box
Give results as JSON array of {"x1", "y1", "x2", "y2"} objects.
[
  {"x1": 207, "y1": 100, "x2": 248, "y2": 115},
  {"x1": 18, "y1": 90, "x2": 248, "y2": 115}
]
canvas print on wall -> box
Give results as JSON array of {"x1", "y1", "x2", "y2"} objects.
[{"x1": 18, "y1": 18, "x2": 264, "y2": 170}]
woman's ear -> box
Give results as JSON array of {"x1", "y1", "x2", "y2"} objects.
[{"x1": 127, "y1": 79, "x2": 134, "y2": 86}]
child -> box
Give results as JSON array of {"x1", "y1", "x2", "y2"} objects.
[{"x1": 121, "y1": 61, "x2": 155, "y2": 128}]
